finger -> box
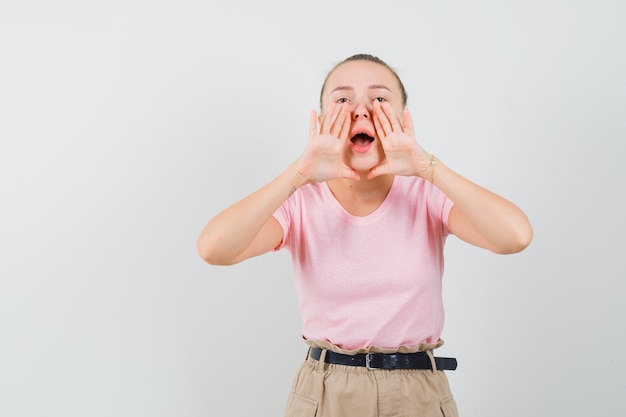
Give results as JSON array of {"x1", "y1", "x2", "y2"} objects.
[
  {"x1": 373, "y1": 110, "x2": 386, "y2": 141},
  {"x1": 374, "y1": 101, "x2": 392, "y2": 137},
  {"x1": 339, "y1": 166, "x2": 361, "y2": 181},
  {"x1": 366, "y1": 163, "x2": 389, "y2": 180},
  {"x1": 403, "y1": 109, "x2": 415, "y2": 135},
  {"x1": 320, "y1": 101, "x2": 340, "y2": 134},
  {"x1": 318, "y1": 102, "x2": 333, "y2": 134},
  {"x1": 382, "y1": 102, "x2": 403, "y2": 132},
  {"x1": 330, "y1": 103, "x2": 348, "y2": 138},
  {"x1": 336, "y1": 106, "x2": 351, "y2": 140}
]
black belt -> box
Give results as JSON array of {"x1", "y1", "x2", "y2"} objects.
[{"x1": 309, "y1": 347, "x2": 457, "y2": 371}]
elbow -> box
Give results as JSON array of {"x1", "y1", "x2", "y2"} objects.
[
  {"x1": 195, "y1": 239, "x2": 217, "y2": 265},
  {"x1": 495, "y1": 222, "x2": 534, "y2": 254},
  {"x1": 196, "y1": 237, "x2": 238, "y2": 266},
  {"x1": 515, "y1": 219, "x2": 534, "y2": 253}
]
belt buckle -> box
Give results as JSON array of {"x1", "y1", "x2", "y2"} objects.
[{"x1": 365, "y1": 353, "x2": 377, "y2": 370}]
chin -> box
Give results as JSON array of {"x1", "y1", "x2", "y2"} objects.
[{"x1": 346, "y1": 154, "x2": 383, "y2": 174}]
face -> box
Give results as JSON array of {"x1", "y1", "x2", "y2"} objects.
[{"x1": 320, "y1": 60, "x2": 405, "y2": 173}]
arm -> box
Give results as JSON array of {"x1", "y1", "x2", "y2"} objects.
[
  {"x1": 196, "y1": 165, "x2": 305, "y2": 265},
  {"x1": 369, "y1": 101, "x2": 533, "y2": 254},
  {"x1": 432, "y1": 159, "x2": 533, "y2": 254},
  {"x1": 196, "y1": 103, "x2": 358, "y2": 265}
]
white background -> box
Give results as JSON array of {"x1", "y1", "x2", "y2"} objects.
[{"x1": 1, "y1": 1, "x2": 625, "y2": 416}]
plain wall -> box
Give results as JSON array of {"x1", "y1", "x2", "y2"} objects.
[{"x1": 1, "y1": 0, "x2": 625, "y2": 415}]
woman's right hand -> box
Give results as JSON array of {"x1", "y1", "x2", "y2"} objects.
[{"x1": 293, "y1": 102, "x2": 360, "y2": 183}]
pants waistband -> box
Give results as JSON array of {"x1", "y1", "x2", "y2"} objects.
[{"x1": 309, "y1": 347, "x2": 457, "y2": 371}]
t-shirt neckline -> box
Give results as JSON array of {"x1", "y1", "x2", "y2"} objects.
[{"x1": 321, "y1": 176, "x2": 399, "y2": 222}]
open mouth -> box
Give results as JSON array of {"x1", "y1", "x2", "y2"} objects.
[{"x1": 350, "y1": 133, "x2": 375, "y2": 146}]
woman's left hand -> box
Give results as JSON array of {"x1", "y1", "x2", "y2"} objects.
[{"x1": 367, "y1": 101, "x2": 432, "y2": 180}]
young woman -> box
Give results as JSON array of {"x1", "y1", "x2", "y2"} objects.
[{"x1": 197, "y1": 54, "x2": 533, "y2": 417}]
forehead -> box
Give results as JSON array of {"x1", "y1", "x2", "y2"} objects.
[{"x1": 323, "y1": 60, "x2": 400, "y2": 97}]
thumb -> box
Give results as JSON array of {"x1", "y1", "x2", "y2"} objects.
[
  {"x1": 339, "y1": 166, "x2": 361, "y2": 181},
  {"x1": 366, "y1": 163, "x2": 388, "y2": 180}
]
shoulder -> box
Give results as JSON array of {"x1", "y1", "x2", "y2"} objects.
[
  {"x1": 392, "y1": 175, "x2": 432, "y2": 198},
  {"x1": 279, "y1": 182, "x2": 330, "y2": 216},
  {"x1": 397, "y1": 175, "x2": 449, "y2": 198},
  {"x1": 392, "y1": 176, "x2": 453, "y2": 220},
  {"x1": 289, "y1": 181, "x2": 329, "y2": 203}
]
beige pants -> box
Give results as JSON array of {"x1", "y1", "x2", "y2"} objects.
[{"x1": 284, "y1": 348, "x2": 459, "y2": 417}]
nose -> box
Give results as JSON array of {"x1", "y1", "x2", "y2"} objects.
[{"x1": 352, "y1": 100, "x2": 371, "y2": 120}]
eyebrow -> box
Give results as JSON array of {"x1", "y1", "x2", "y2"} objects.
[{"x1": 330, "y1": 84, "x2": 392, "y2": 94}]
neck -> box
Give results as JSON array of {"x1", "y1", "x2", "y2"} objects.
[{"x1": 328, "y1": 174, "x2": 394, "y2": 196}]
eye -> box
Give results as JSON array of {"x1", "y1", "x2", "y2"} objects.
[
  {"x1": 337, "y1": 97, "x2": 350, "y2": 104},
  {"x1": 374, "y1": 97, "x2": 386, "y2": 103}
]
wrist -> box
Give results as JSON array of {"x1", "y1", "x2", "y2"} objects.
[
  {"x1": 288, "y1": 162, "x2": 311, "y2": 188},
  {"x1": 426, "y1": 154, "x2": 437, "y2": 183},
  {"x1": 417, "y1": 153, "x2": 437, "y2": 183}
]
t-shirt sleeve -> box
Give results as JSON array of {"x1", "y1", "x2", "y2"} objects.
[
  {"x1": 272, "y1": 198, "x2": 292, "y2": 251},
  {"x1": 441, "y1": 195, "x2": 454, "y2": 236},
  {"x1": 428, "y1": 184, "x2": 455, "y2": 236}
]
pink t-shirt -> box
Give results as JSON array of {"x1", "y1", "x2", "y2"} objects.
[{"x1": 273, "y1": 175, "x2": 454, "y2": 351}]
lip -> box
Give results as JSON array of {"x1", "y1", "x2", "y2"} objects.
[
  {"x1": 349, "y1": 124, "x2": 375, "y2": 139},
  {"x1": 349, "y1": 123, "x2": 376, "y2": 153},
  {"x1": 351, "y1": 141, "x2": 373, "y2": 153}
]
